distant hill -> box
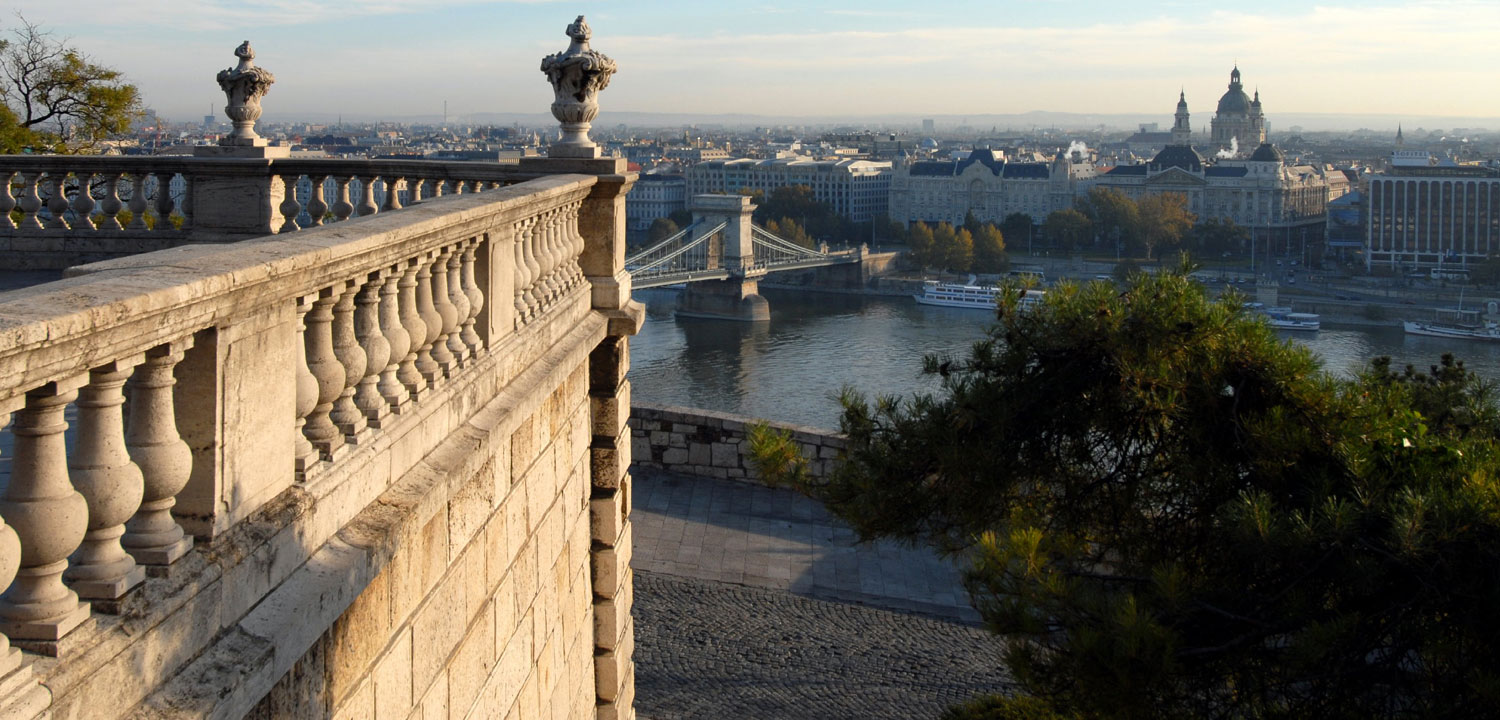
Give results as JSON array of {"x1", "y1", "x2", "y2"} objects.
[{"x1": 256, "y1": 109, "x2": 1497, "y2": 135}]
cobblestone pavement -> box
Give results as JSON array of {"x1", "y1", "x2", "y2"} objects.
[
  {"x1": 631, "y1": 468, "x2": 978, "y2": 622},
  {"x1": 633, "y1": 571, "x2": 1009, "y2": 720}
]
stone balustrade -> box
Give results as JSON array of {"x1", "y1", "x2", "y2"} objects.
[
  {"x1": 0, "y1": 156, "x2": 561, "y2": 270},
  {"x1": 0, "y1": 165, "x2": 641, "y2": 718}
]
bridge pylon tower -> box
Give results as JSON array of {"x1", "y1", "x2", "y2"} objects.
[{"x1": 676, "y1": 194, "x2": 770, "y2": 321}]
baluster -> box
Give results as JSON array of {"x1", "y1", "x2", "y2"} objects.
[
  {"x1": 445, "y1": 179, "x2": 460, "y2": 195},
  {"x1": 0, "y1": 380, "x2": 92, "y2": 641},
  {"x1": 66, "y1": 359, "x2": 146, "y2": 600},
  {"x1": 382, "y1": 177, "x2": 404, "y2": 212},
  {"x1": 278, "y1": 174, "x2": 302, "y2": 234},
  {"x1": 521, "y1": 215, "x2": 543, "y2": 318},
  {"x1": 429, "y1": 248, "x2": 458, "y2": 376},
  {"x1": 153, "y1": 172, "x2": 177, "y2": 231},
  {"x1": 125, "y1": 174, "x2": 148, "y2": 230},
  {"x1": 97, "y1": 173, "x2": 123, "y2": 231},
  {"x1": 539, "y1": 211, "x2": 561, "y2": 302},
  {"x1": 376, "y1": 267, "x2": 411, "y2": 414},
  {"x1": 122, "y1": 342, "x2": 196, "y2": 565},
  {"x1": 405, "y1": 177, "x2": 423, "y2": 205},
  {"x1": 0, "y1": 171, "x2": 15, "y2": 230},
  {"x1": 292, "y1": 298, "x2": 321, "y2": 477},
  {"x1": 396, "y1": 259, "x2": 428, "y2": 401},
  {"x1": 460, "y1": 240, "x2": 484, "y2": 355},
  {"x1": 70, "y1": 172, "x2": 97, "y2": 232},
  {"x1": 303, "y1": 287, "x2": 346, "y2": 459},
  {"x1": 329, "y1": 280, "x2": 371, "y2": 445},
  {"x1": 0, "y1": 405, "x2": 23, "y2": 673},
  {"x1": 513, "y1": 217, "x2": 534, "y2": 327},
  {"x1": 331, "y1": 177, "x2": 354, "y2": 222},
  {"x1": 425, "y1": 178, "x2": 443, "y2": 199},
  {"x1": 45, "y1": 174, "x2": 70, "y2": 230},
  {"x1": 467, "y1": 180, "x2": 482, "y2": 194},
  {"x1": 355, "y1": 271, "x2": 393, "y2": 427},
  {"x1": 414, "y1": 253, "x2": 443, "y2": 386},
  {"x1": 356, "y1": 175, "x2": 378, "y2": 217},
  {"x1": 178, "y1": 174, "x2": 194, "y2": 230},
  {"x1": 305, "y1": 175, "x2": 329, "y2": 227},
  {"x1": 445, "y1": 244, "x2": 471, "y2": 366},
  {"x1": 16, "y1": 172, "x2": 43, "y2": 230}
]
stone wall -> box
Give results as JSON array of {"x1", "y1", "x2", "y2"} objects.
[
  {"x1": 629, "y1": 403, "x2": 844, "y2": 483},
  {"x1": 0, "y1": 165, "x2": 641, "y2": 720}
]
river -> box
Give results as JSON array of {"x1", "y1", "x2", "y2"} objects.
[{"x1": 629, "y1": 287, "x2": 1500, "y2": 430}]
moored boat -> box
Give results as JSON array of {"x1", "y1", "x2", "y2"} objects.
[
  {"x1": 1263, "y1": 306, "x2": 1320, "y2": 332},
  {"x1": 1403, "y1": 306, "x2": 1500, "y2": 341},
  {"x1": 913, "y1": 280, "x2": 1042, "y2": 310}
]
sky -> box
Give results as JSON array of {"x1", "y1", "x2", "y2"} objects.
[{"x1": 8, "y1": 0, "x2": 1500, "y2": 125}]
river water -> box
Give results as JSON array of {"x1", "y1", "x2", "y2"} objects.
[{"x1": 629, "y1": 288, "x2": 1500, "y2": 430}]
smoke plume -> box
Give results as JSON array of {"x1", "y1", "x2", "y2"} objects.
[{"x1": 1216, "y1": 137, "x2": 1239, "y2": 159}]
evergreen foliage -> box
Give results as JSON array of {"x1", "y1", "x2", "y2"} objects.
[{"x1": 751, "y1": 266, "x2": 1500, "y2": 719}]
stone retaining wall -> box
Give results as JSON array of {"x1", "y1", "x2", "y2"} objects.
[{"x1": 629, "y1": 403, "x2": 844, "y2": 483}]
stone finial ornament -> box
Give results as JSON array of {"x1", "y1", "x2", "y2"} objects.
[
  {"x1": 216, "y1": 41, "x2": 276, "y2": 146},
  {"x1": 540, "y1": 16, "x2": 617, "y2": 158}
]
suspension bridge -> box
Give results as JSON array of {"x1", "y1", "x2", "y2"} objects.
[{"x1": 626, "y1": 201, "x2": 862, "y2": 290}]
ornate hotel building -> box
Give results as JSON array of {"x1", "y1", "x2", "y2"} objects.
[
  {"x1": 886, "y1": 148, "x2": 1096, "y2": 227},
  {"x1": 887, "y1": 80, "x2": 1337, "y2": 236},
  {"x1": 1365, "y1": 153, "x2": 1500, "y2": 271}
]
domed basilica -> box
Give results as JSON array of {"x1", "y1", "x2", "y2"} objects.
[{"x1": 1209, "y1": 66, "x2": 1266, "y2": 153}]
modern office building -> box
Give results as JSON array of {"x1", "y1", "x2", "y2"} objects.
[{"x1": 1365, "y1": 152, "x2": 1500, "y2": 271}]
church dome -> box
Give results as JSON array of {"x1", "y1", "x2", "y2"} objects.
[
  {"x1": 1248, "y1": 143, "x2": 1283, "y2": 162},
  {"x1": 1216, "y1": 67, "x2": 1251, "y2": 115},
  {"x1": 1149, "y1": 144, "x2": 1205, "y2": 172}
]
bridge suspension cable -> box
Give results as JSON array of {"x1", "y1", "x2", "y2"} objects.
[{"x1": 625, "y1": 221, "x2": 727, "y2": 284}]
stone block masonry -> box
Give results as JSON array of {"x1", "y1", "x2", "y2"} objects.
[{"x1": 629, "y1": 403, "x2": 845, "y2": 484}]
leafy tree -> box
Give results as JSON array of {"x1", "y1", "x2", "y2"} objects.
[
  {"x1": 668, "y1": 208, "x2": 694, "y2": 228},
  {"x1": 908, "y1": 221, "x2": 936, "y2": 270},
  {"x1": 929, "y1": 222, "x2": 973, "y2": 273},
  {"x1": 764, "y1": 216, "x2": 814, "y2": 249},
  {"x1": 1468, "y1": 255, "x2": 1500, "y2": 287},
  {"x1": 1, "y1": 17, "x2": 143, "y2": 153},
  {"x1": 1042, "y1": 209, "x2": 1091, "y2": 253},
  {"x1": 1136, "y1": 192, "x2": 1195, "y2": 260},
  {"x1": 876, "y1": 219, "x2": 909, "y2": 246},
  {"x1": 646, "y1": 217, "x2": 679, "y2": 244},
  {"x1": 1000, "y1": 213, "x2": 1034, "y2": 250},
  {"x1": 1188, "y1": 217, "x2": 1251, "y2": 256},
  {"x1": 1111, "y1": 257, "x2": 1142, "y2": 282},
  {"x1": 972, "y1": 224, "x2": 1007, "y2": 274},
  {"x1": 1076, "y1": 187, "x2": 1139, "y2": 251},
  {"x1": 752, "y1": 267, "x2": 1500, "y2": 719}
]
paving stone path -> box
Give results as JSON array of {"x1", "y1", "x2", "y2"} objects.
[
  {"x1": 633, "y1": 572, "x2": 1009, "y2": 720},
  {"x1": 630, "y1": 469, "x2": 1010, "y2": 719}
]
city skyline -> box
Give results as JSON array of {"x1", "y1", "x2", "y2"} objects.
[{"x1": 14, "y1": 0, "x2": 1500, "y2": 126}]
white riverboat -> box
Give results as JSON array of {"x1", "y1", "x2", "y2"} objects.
[
  {"x1": 913, "y1": 280, "x2": 1043, "y2": 310},
  {"x1": 1243, "y1": 303, "x2": 1320, "y2": 332},
  {"x1": 1263, "y1": 306, "x2": 1320, "y2": 332},
  {"x1": 1404, "y1": 307, "x2": 1500, "y2": 341}
]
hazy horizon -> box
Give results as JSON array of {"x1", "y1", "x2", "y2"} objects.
[{"x1": 15, "y1": 1, "x2": 1500, "y2": 127}]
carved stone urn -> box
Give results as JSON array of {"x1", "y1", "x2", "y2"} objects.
[
  {"x1": 216, "y1": 41, "x2": 276, "y2": 146},
  {"x1": 540, "y1": 16, "x2": 617, "y2": 158}
]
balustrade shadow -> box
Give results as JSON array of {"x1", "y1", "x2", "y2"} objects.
[{"x1": 630, "y1": 466, "x2": 979, "y2": 623}]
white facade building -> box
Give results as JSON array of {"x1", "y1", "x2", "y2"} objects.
[
  {"x1": 686, "y1": 158, "x2": 892, "y2": 223},
  {"x1": 625, "y1": 174, "x2": 687, "y2": 231}
]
